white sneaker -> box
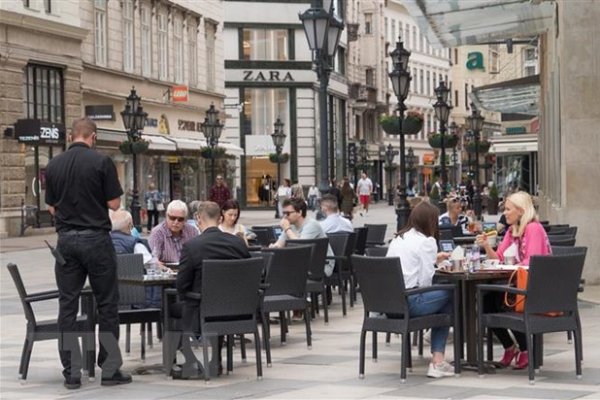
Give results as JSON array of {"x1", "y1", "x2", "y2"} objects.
[{"x1": 427, "y1": 361, "x2": 455, "y2": 378}]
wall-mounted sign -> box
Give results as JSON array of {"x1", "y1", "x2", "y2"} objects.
[
  {"x1": 347, "y1": 143, "x2": 357, "y2": 168},
  {"x1": 145, "y1": 118, "x2": 158, "y2": 127},
  {"x1": 172, "y1": 85, "x2": 188, "y2": 102},
  {"x1": 243, "y1": 71, "x2": 294, "y2": 82},
  {"x1": 423, "y1": 153, "x2": 435, "y2": 166},
  {"x1": 466, "y1": 52, "x2": 484, "y2": 70},
  {"x1": 14, "y1": 119, "x2": 66, "y2": 145},
  {"x1": 85, "y1": 105, "x2": 114, "y2": 121},
  {"x1": 506, "y1": 126, "x2": 527, "y2": 135},
  {"x1": 178, "y1": 119, "x2": 202, "y2": 132}
]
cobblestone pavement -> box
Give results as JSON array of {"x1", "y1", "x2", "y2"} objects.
[{"x1": 1, "y1": 202, "x2": 599, "y2": 399}]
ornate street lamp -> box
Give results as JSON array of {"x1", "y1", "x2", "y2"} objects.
[
  {"x1": 449, "y1": 121, "x2": 459, "y2": 188},
  {"x1": 433, "y1": 81, "x2": 452, "y2": 199},
  {"x1": 466, "y1": 103, "x2": 485, "y2": 218},
  {"x1": 300, "y1": 0, "x2": 343, "y2": 195},
  {"x1": 120, "y1": 87, "x2": 147, "y2": 231},
  {"x1": 385, "y1": 144, "x2": 397, "y2": 205},
  {"x1": 200, "y1": 103, "x2": 224, "y2": 190},
  {"x1": 271, "y1": 117, "x2": 286, "y2": 218},
  {"x1": 388, "y1": 36, "x2": 412, "y2": 230}
]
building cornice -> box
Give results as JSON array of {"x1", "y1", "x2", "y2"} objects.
[{"x1": 0, "y1": 10, "x2": 88, "y2": 41}]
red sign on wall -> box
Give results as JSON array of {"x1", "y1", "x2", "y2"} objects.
[{"x1": 172, "y1": 85, "x2": 188, "y2": 102}]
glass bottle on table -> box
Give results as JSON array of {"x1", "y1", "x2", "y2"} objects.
[{"x1": 470, "y1": 243, "x2": 481, "y2": 271}]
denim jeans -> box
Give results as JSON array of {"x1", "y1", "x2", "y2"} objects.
[{"x1": 407, "y1": 289, "x2": 452, "y2": 354}]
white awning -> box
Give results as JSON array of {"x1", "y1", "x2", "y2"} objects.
[
  {"x1": 218, "y1": 140, "x2": 244, "y2": 156},
  {"x1": 168, "y1": 136, "x2": 203, "y2": 151},
  {"x1": 403, "y1": 0, "x2": 554, "y2": 48},
  {"x1": 489, "y1": 134, "x2": 538, "y2": 154},
  {"x1": 96, "y1": 128, "x2": 126, "y2": 142},
  {"x1": 142, "y1": 134, "x2": 177, "y2": 152},
  {"x1": 471, "y1": 75, "x2": 540, "y2": 115}
]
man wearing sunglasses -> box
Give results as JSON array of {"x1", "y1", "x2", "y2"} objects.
[
  {"x1": 148, "y1": 200, "x2": 198, "y2": 268},
  {"x1": 270, "y1": 197, "x2": 335, "y2": 277}
]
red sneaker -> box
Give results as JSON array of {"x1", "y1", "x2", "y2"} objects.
[
  {"x1": 514, "y1": 351, "x2": 529, "y2": 369},
  {"x1": 499, "y1": 347, "x2": 519, "y2": 367}
]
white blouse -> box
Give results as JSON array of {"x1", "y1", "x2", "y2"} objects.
[{"x1": 386, "y1": 228, "x2": 438, "y2": 289}]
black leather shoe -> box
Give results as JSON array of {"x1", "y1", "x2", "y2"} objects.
[
  {"x1": 101, "y1": 370, "x2": 132, "y2": 386},
  {"x1": 63, "y1": 377, "x2": 81, "y2": 390}
]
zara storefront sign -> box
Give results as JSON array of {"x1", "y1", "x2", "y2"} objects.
[
  {"x1": 243, "y1": 71, "x2": 294, "y2": 82},
  {"x1": 14, "y1": 119, "x2": 66, "y2": 145}
]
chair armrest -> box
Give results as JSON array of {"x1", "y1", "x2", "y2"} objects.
[
  {"x1": 184, "y1": 292, "x2": 201, "y2": 301},
  {"x1": 477, "y1": 284, "x2": 526, "y2": 296},
  {"x1": 24, "y1": 290, "x2": 60, "y2": 303},
  {"x1": 405, "y1": 283, "x2": 456, "y2": 296}
]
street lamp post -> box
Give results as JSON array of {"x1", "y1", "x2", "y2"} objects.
[
  {"x1": 449, "y1": 122, "x2": 459, "y2": 188},
  {"x1": 388, "y1": 36, "x2": 412, "y2": 231},
  {"x1": 271, "y1": 118, "x2": 286, "y2": 219},
  {"x1": 201, "y1": 104, "x2": 224, "y2": 191},
  {"x1": 300, "y1": 0, "x2": 344, "y2": 195},
  {"x1": 466, "y1": 103, "x2": 485, "y2": 219},
  {"x1": 385, "y1": 144, "x2": 396, "y2": 205},
  {"x1": 433, "y1": 81, "x2": 452, "y2": 199},
  {"x1": 120, "y1": 87, "x2": 147, "y2": 232}
]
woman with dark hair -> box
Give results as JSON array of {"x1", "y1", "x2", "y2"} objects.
[
  {"x1": 218, "y1": 199, "x2": 249, "y2": 245},
  {"x1": 386, "y1": 201, "x2": 454, "y2": 378},
  {"x1": 339, "y1": 177, "x2": 356, "y2": 220}
]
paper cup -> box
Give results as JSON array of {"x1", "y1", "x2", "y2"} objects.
[{"x1": 504, "y1": 255, "x2": 516, "y2": 265}]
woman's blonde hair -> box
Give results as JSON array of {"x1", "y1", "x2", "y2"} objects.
[{"x1": 507, "y1": 191, "x2": 538, "y2": 237}]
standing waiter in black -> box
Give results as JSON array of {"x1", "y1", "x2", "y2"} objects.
[{"x1": 45, "y1": 117, "x2": 131, "y2": 389}]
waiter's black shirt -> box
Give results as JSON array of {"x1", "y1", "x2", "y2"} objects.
[{"x1": 45, "y1": 142, "x2": 123, "y2": 232}]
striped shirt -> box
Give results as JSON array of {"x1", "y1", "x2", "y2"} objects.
[{"x1": 148, "y1": 221, "x2": 198, "y2": 263}]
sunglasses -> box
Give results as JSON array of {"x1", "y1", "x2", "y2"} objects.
[
  {"x1": 168, "y1": 215, "x2": 185, "y2": 222},
  {"x1": 282, "y1": 210, "x2": 297, "y2": 216}
]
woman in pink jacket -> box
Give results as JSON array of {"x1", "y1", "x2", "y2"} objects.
[{"x1": 476, "y1": 191, "x2": 551, "y2": 369}]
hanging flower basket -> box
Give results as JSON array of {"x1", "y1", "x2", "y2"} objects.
[
  {"x1": 269, "y1": 153, "x2": 290, "y2": 163},
  {"x1": 200, "y1": 146, "x2": 227, "y2": 159},
  {"x1": 465, "y1": 140, "x2": 491, "y2": 153},
  {"x1": 427, "y1": 133, "x2": 459, "y2": 149},
  {"x1": 119, "y1": 139, "x2": 149, "y2": 155},
  {"x1": 379, "y1": 111, "x2": 424, "y2": 135}
]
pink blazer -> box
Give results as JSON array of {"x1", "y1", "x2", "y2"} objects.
[{"x1": 496, "y1": 221, "x2": 551, "y2": 265}]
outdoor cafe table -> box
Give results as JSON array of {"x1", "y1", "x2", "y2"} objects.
[{"x1": 434, "y1": 269, "x2": 512, "y2": 368}]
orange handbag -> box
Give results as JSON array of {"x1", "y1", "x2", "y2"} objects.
[{"x1": 504, "y1": 267, "x2": 562, "y2": 316}]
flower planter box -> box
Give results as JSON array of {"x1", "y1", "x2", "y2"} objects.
[
  {"x1": 269, "y1": 153, "x2": 290, "y2": 163},
  {"x1": 380, "y1": 118, "x2": 423, "y2": 135},
  {"x1": 465, "y1": 141, "x2": 491, "y2": 153},
  {"x1": 200, "y1": 146, "x2": 227, "y2": 159},
  {"x1": 428, "y1": 134, "x2": 459, "y2": 149},
  {"x1": 119, "y1": 140, "x2": 149, "y2": 155}
]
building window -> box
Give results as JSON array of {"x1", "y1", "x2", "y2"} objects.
[
  {"x1": 23, "y1": 0, "x2": 30, "y2": 8},
  {"x1": 174, "y1": 17, "x2": 184, "y2": 83},
  {"x1": 335, "y1": 46, "x2": 345, "y2": 75},
  {"x1": 242, "y1": 29, "x2": 288, "y2": 61},
  {"x1": 141, "y1": 4, "x2": 151, "y2": 77},
  {"x1": 158, "y1": 12, "x2": 168, "y2": 80},
  {"x1": 389, "y1": 18, "x2": 393, "y2": 42},
  {"x1": 205, "y1": 22, "x2": 216, "y2": 91},
  {"x1": 426, "y1": 70, "x2": 430, "y2": 96},
  {"x1": 188, "y1": 21, "x2": 198, "y2": 87},
  {"x1": 404, "y1": 24, "x2": 410, "y2": 49},
  {"x1": 122, "y1": 0, "x2": 134, "y2": 73},
  {"x1": 465, "y1": 83, "x2": 469, "y2": 110},
  {"x1": 242, "y1": 88, "x2": 289, "y2": 136},
  {"x1": 94, "y1": 0, "x2": 107, "y2": 66},
  {"x1": 412, "y1": 26, "x2": 417, "y2": 52},
  {"x1": 524, "y1": 65, "x2": 536, "y2": 77},
  {"x1": 23, "y1": 64, "x2": 64, "y2": 123},
  {"x1": 419, "y1": 69, "x2": 423, "y2": 94},
  {"x1": 525, "y1": 47, "x2": 536, "y2": 61},
  {"x1": 44, "y1": 0, "x2": 51, "y2": 13},
  {"x1": 454, "y1": 48, "x2": 458, "y2": 65},
  {"x1": 385, "y1": 17, "x2": 389, "y2": 41},
  {"x1": 365, "y1": 68, "x2": 373, "y2": 86},
  {"x1": 364, "y1": 13, "x2": 372, "y2": 34},
  {"x1": 454, "y1": 90, "x2": 459, "y2": 109},
  {"x1": 412, "y1": 67, "x2": 417, "y2": 92}
]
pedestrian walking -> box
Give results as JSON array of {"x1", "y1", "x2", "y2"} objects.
[
  {"x1": 45, "y1": 117, "x2": 132, "y2": 389},
  {"x1": 144, "y1": 182, "x2": 163, "y2": 232},
  {"x1": 356, "y1": 172, "x2": 373, "y2": 216},
  {"x1": 209, "y1": 175, "x2": 231, "y2": 208}
]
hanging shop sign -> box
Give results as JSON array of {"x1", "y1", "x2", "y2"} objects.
[
  {"x1": 85, "y1": 105, "x2": 114, "y2": 121},
  {"x1": 347, "y1": 142, "x2": 357, "y2": 168},
  {"x1": 14, "y1": 119, "x2": 66, "y2": 145},
  {"x1": 172, "y1": 85, "x2": 189, "y2": 102}
]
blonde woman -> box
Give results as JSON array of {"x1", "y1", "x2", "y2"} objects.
[{"x1": 476, "y1": 191, "x2": 551, "y2": 370}]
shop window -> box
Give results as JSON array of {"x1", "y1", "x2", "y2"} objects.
[
  {"x1": 23, "y1": 64, "x2": 64, "y2": 123},
  {"x1": 242, "y1": 28, "x2": 288, "y2": 61},
  {"x1": 243, "y1": 88, "x2": 288, "y2": 136}
]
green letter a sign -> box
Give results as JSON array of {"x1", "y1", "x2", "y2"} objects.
[{"x1": 466, "y1": 52, "x2": 484, "y2": 70}]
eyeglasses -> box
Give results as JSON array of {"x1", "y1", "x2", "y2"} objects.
[
  {"x1": 282, "y1": 210, "x2": 297, "y2": 216},
  {"x1": 168, "y1": 215, "x2": 185, "y2": 222}
]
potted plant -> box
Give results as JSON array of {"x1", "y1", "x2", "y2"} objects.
[
  {"x1": 268, "y1": 153, "x2": 290, "y2": 163},
  {"x1": 465, "y1": 140, "x2": 491, "y2": 153},
  {"x1": 427, "y1": 132, "x2": 459, "y2": 148},
  {"x1": 119, "y1": 139, "x2": 149, "y2": 155},
  {"x1": 378, "y1": 110, "x2": 424, "y2": 135},
  {"x1": 200, "y1": 146, "x2": 227, "y2": 159},
  {"x1": 487, "y1": 183, "x2": 499, "y2": 215}
]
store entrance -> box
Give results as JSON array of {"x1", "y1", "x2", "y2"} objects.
[
  {"x1": 24, "y1": 145, "x2": 63, "y2": 227},
  {"x1": 245, "y1": 156, "x2": 277, "y2": 207}
]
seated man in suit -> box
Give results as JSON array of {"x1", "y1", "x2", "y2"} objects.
[{"x1": 174, "y1": 201, "x2": 250, "y2": 378}]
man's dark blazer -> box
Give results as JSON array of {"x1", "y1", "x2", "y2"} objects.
[{"x1": 176, "y1": 226, "x2": 250, "y2": 299}]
